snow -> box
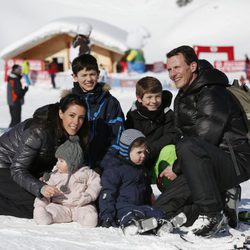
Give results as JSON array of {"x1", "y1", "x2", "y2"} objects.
[
  {"x1": 1, "y1": 0, "x2": 250, "y2": 249},
  {"x1": 0, "y1": 77, "x2": 250, "y2": 250}
]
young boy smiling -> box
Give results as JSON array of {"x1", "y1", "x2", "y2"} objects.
[
  {"x1": 125, "y1": 76, "x2": 178, "y2": 191},
  {"x1": 71, "y1": 54, "x2": 124, "y2": 172}
]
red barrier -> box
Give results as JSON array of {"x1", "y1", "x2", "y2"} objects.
[{"x1": 194, "y1": 45, "x2": 234, "y2": 60}]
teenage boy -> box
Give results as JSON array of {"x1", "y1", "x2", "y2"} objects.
[{"x1": 71, "y1": 54, "x2": 124, "y2": 172}]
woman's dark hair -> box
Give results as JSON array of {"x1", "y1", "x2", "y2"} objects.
[
  {"x1": 31, "y1": 93, "x2": 89, "y2": 157},
  {"x1": 58, "y1": 93, "x2": 89, "y2": 147},
  {"x1": 59, "y1": 93, "x2": 87, "y2": 112}
]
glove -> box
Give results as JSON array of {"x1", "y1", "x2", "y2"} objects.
[
  {"x1": 101, "y1": 217, "x2": 117, "y2": 228},
  {"x1": 24, "y1": 86, "x2": 29, "y2": 92}
]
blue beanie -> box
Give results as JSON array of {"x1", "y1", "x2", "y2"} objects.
[{"x1": 119, "y1": 129, "x2": 145, "y2": 160}]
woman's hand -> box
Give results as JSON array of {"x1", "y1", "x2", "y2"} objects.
[
  {"x1": 40, "y1": 185, "x2": 60, "y2": 198},
  {"x1": 159, "y1": 165, "x2": 177, "y2": 181}
]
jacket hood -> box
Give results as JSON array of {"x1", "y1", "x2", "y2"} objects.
[
  {"x1": 72, "y1": 82, "x2": 111, "y2": 94},
  {"x1": 7, "y1": 72, "x2": 22, "y2": 81},
  {"x1": 184, "y1": 67, "x2": 229, "y2": 95}
]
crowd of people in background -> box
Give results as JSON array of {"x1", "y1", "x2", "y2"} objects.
[{"x1": 1, "y1": 46, "x2": 250, "y2": 239}]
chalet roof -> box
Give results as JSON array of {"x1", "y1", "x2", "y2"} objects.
[{"x1": 0, "y1": 17, "x2": 128, "y2": 59}]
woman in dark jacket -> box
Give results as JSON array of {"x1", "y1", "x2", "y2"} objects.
[{"x1": 0, "y1": 93, "x2": 88, "y2": 218}]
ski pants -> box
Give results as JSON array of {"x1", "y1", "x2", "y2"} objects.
[
  {"x1": 9, "y1": 103, "x2": 22, "y2": 128},
  {"x1": 118, "y1": 205, "x2": 165, "y2": 227},
  {"x1": 34, "y1": 198, "x2": 98, "y2": 227},
  {"x1": 0, "y1": 168, "x2": 34, "y2": 218},
  {"x1": 154, "y1": 137, "x2": 250, "y2": 223}
]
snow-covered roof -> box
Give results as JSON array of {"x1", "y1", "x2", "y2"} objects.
[{"x1": 0, "y1": 17, "x2": 128, "y2": 59}]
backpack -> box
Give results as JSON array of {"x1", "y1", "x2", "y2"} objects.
[
  {"x1": 227, "y1": 80, "x2": 250, "y2": 136},
  {"x1": 228, "y1": 80, "x2": 250, "y2": 114}
]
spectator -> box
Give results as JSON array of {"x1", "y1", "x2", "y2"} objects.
[
  {"x1": 99, "y1": 64, "x2": 108, "y2": 83},
  {"x1": 7, "y1": 64, "x2": 28, "y2": 128},
  {"x1": 22, "y1": 59, "x2": 32, "y2": 86},
  {"x1": 48, "y1": 58, "x2": 59, "y2": 88},
  {"x1": 245, "y1": 54, "x2": 250, "y2": 82}
]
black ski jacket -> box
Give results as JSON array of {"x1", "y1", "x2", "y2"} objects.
[
  {"x1": 0, "y1": 104, "x2": 69, "y2": 197},
  {"x1": 72, "y1": 82, "x2": 124, "y2": 169},
  {"x1": 125, "y1": 90, "x2": 178, "y2": 165},
  {"x1": 173, "y1": 66, "x2": 250, "y2": 175}
]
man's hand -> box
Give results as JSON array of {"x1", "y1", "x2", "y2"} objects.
[{"x1": 159, "y1": 165, "x2": 177, "y2": 181}]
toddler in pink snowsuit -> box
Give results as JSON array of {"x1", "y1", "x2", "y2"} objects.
[{"x1": 33, "y1": 135, "x2": 101, "y2": 227}]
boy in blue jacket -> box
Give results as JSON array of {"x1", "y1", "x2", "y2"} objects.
[
  {"x1": 99, "y1": 129, "x2": 179, "y2": 236},
  {"x1": 71, "y1": 54, "x2": 124, "y2": 172}
]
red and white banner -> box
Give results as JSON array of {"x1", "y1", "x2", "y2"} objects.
[
  {"x1": 214, "y1": 60, "x2": 246, "y2": 72},
  {"x1": 194, "y1": 45, "x2": 235, "y2": 60}
]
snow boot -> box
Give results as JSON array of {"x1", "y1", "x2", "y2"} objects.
[
  {"x1": 156, "y1": 212, "x2": 187, "y2": 237},
  {"x1": 223, "y1": 185, "x2": 241, "y2": 228},
  {"x1": 122, "y1": 217, "x2": 158, "y2": 236},
  {"x1": 191, "y1": 211, "x2": 227, "y2": 237}
]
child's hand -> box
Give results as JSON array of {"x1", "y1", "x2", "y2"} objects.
[
  {"x1": 40, "y1": 185, "x2": 61, "y2": 198},
  {"x1": 159, "y1": 165, "x2": 177, "y2": 181}
]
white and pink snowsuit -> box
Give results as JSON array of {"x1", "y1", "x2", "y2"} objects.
[{"x1": 33, "y1": 166, "x2": 101, "y2": 227}]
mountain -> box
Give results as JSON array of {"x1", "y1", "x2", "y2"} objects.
[{"x1": 0, "y1": 0, "x2": 250, "y2": 68}]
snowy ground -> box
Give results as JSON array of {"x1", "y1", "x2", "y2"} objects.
[{"x1": 0, "y1": 75, "x2": 250, "y2": 250}]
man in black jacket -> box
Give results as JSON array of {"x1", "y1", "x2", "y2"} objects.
[{"x1": 154, "y1": 45, "x2": 250, "y2": 237}]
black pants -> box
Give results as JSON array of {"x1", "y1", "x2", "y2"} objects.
[
  {"x1": 177, "y1": 137, "x2": 249, "y2": 215},
  {"x1": 154, "y1": 137, "x2": 249, "y2": 222},
  {"x1": 0, "y1": 168, "x2": 34, "y2": 218},
  {"x1": 9, "y1": 103, "x2": 21, "y2": 128},
  {"x1": 50, "y1": 74, "x2": 56, "y2": 88},
  {"x1": 153, "y1": 175, "x2": 199, "y2": 226}
]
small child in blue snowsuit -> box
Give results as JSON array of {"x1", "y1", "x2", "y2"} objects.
[{"x1": 99, "y1": 129, "x2": 171, "y2": 236}]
